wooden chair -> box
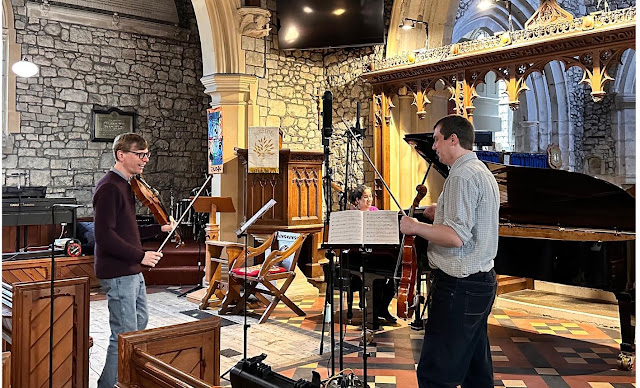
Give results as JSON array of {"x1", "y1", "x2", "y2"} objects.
[
  {"x1": 199, "y1": 234, "x2": 276, "y2": 310},
  {"x1": 219, "y1": 232, "x2": 309, "y2": 323}
]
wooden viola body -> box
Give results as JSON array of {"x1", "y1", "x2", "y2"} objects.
[
  {"x1": 130, "y1": 175, "x2": 182, "y2": 245},
  {"x1": 397, "y1": 235, "x2": 418, "y2": 319}
]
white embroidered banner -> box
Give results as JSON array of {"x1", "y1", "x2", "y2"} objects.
[{"x1": 248, "y1": 126, "x2": 279, "y2": 173}]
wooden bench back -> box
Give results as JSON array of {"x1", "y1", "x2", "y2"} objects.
[
  {"x1": 4, "y1": 277, "x2": 89, "y2": 388},
  {"x1": 117, "y1": 317, "x2": 221, "y2": 388}
]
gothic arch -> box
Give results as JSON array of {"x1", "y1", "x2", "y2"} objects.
[
  {"x1": 386, "y1": 0, "x2": 460, "y2": 56},
  {"x1": 191, "y1": 0, "x2": 243, "y2": 75},
  {"x1": 611, "y1": 49, "x2": 636, "y2": 185},
  {"x1": 452, "y1": 0, "x2": 573, "y2": 168}
]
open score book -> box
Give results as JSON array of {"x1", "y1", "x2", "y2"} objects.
[{"x1": 327, "y1": 210, "x2": 400, "y2": 245}]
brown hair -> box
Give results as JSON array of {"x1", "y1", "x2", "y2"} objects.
[
  {"x1": 112, "y1": 133, "x2": 148, "y2": 161},
  {"x1": 433, "y1": 115, "x2": 475, "y2": 151},
  {"x1": 349, "y1": 184, "x2": 372, "y2": 205}
]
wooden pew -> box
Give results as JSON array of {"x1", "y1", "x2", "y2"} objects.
[
  {"x1": 2, "y1": 255, "x2": 98, "y2": 288},
  {"x1": 1, "y1": 277, "x2": 90, "y2": 388},
  {"x1": 117, "y1": 318, "x2": 222, "y2": 388},
  {"x1": 2, "y1": 352, "x2": 10, "y2": 388}
]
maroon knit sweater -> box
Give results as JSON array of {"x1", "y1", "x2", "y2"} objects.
[{"x1": 93, "y1": 171, "x2": 162, "y2": 279}]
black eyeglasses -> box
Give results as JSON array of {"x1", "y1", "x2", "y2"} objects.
[{"x1": 127, "y1": 151, "x2": 151, "y2": 159}]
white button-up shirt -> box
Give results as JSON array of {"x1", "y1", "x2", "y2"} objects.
[{"x1": 427, "y1": 152, "x2": 500, "y2": 278}]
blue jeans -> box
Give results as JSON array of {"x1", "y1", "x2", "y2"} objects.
[
  {"x1": 417, "y1": 268, "x2": 497, "y2": 388},
  {"x1": 98, "y1": 273, "x2": 148, "y2": 388}
]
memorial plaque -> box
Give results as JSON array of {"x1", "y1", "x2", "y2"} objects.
[{"x1": 92, "y1": 108, "x2": 136, "y2": 142}]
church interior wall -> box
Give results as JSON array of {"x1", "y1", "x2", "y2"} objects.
[
  {"x1": 236, "y1": 0, "x2": 395, "y2": 210},
  {"x1": 453, "y1": 0, "x2": 635, "y2": 186},
  {"x1": 2, "y1": 0, "x2": 210, "y2": 217},
  {"x1": 2, "y1": 0, "x2": 635, "y2": 222}
]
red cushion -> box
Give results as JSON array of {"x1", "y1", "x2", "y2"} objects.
[{"x1": 231, "y1": 265, "x2": 287, "y2": 277}]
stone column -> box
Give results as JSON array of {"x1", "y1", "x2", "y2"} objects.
[
  {"x1": 201, "y1": 73, "x2": 258, "y2": 241},
  {"x1": 515, "y1": 121, "x2": 539, "y2": 153},
  {"x1": 612, "y1": 93, "x2": 636, "y2": 185}
]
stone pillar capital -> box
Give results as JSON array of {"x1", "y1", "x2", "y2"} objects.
[
  {"x1": 201, "y1": 73, "x2": 257, "y2": 106},
  {"x1": 614, "y1": 93, "x2": 636, "y2": 110}
]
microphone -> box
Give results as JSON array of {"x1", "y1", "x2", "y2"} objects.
[
  {"x1": 354, "y1": 101, "x2": 364, "y2": 138},
  {"x1": 322, "y1": 91, "x2": 333, "y2": 141}
]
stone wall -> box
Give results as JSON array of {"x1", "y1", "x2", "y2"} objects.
[
  {"x1": 3, "y1": 0, "x2": 209, "y2": 217},
  {"x1": 242, "y1": 0, "x2": 391, "y2": 209},
  {"x1": 560, "y1": 0, "x2": 633, "y2": 175}
]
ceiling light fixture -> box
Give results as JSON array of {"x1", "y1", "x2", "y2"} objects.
[
  {"x1": 477, "y1": 0, "x2": 514, "y2": 32},
  {"x1": 398, "y1": 18, "x2": 428, "y2": 32},
  {"x1": 11, "y1": 58, "x2": 39, "y2": 78}
]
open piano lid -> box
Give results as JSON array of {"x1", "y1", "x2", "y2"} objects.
[{"x1": 404, "y1": 133, "x2": 635, "y2": 234}]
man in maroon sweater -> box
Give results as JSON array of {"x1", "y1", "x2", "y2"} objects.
[{"x1": 93, "y1": 133, "x2": 175, "y2": 388}]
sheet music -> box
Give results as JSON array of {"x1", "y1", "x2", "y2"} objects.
[
  {"x1": 328, "y1": 210, "x2": 364, "y2": 244},
  {"x1": 364, "y1": 210, "x2": 400, "y2": 245}
]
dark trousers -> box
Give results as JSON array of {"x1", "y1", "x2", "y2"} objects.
[{"x1": 417, "y1": 268, "x2": 497, "y2": 388}]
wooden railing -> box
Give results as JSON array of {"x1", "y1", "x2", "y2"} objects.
[
  {"x1": 2, "y1": 255, "x2": 98, "y2": 288},
  {"x1": 117, "y1": 317, "x2": 222, "y2": 388}
]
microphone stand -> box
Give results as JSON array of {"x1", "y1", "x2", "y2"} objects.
[
  {"x1": 318, "y1": 91, "x2": 336, "y2": 376},
  {"x1": 335, "y1": 115, "x2": 406, "y2": 216},
  {"x1": 334, "y1": 105, "x2": 407, "y2": 388}
]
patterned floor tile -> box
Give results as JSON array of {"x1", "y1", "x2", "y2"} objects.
[{"x1": 89, "y1": 285, "x2": 634, "y2": 388}]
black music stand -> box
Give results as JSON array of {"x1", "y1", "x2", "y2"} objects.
[
  {"x1": 235, "y1": 198, "x2": 277, "y2": 361},
  {"x1": 321, "y1": 243, "x2": 399, "y2": 388}
]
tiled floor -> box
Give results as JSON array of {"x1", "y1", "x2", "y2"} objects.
[{"x1": 88, "y1": 285, "x2": 635, "y2": 388}]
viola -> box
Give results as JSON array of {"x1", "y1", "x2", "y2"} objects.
[
  {"x1": 130, "y1": 174, "x2": 183, "y2": 247},
  {"x1": 396, "y1": 184, "x2": 427, "y2": 319}
]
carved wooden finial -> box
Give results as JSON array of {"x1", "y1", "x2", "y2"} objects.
[{"x1": 525, "y1": 0, "x2": 574, "y2": 29}]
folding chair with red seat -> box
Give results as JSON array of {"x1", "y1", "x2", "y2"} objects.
[{"x1": 218, "y1": 232, "x2": 309, "y2": 324}]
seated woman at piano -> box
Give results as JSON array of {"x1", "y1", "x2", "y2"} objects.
[{"x1": 347, "y1": 184, "x2": 397, "y2": 325}]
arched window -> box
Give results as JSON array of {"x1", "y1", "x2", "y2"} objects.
[{"x1": 458, "y1": 28, "x2": 513, "y2": 151}]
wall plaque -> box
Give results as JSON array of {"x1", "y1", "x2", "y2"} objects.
[{"x1": 92, "y1": 108, "x2": 136, "y2": 142}]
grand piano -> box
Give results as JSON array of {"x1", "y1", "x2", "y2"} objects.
[{"x1": 402, "y1": 132, "x2": 635, "y2": 367}]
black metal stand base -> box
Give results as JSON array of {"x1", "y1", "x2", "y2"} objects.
[{"x1": 177, "y1": 284, "x2": 203, "y2": 297}]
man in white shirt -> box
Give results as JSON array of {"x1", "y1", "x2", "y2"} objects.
[{"x1": 401, "y1": 115, "x2": 500, "y2": 387}]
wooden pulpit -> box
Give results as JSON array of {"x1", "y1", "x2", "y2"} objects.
[{"x1": 236, "y1": 148, "x2": 325, "y2": 280}]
